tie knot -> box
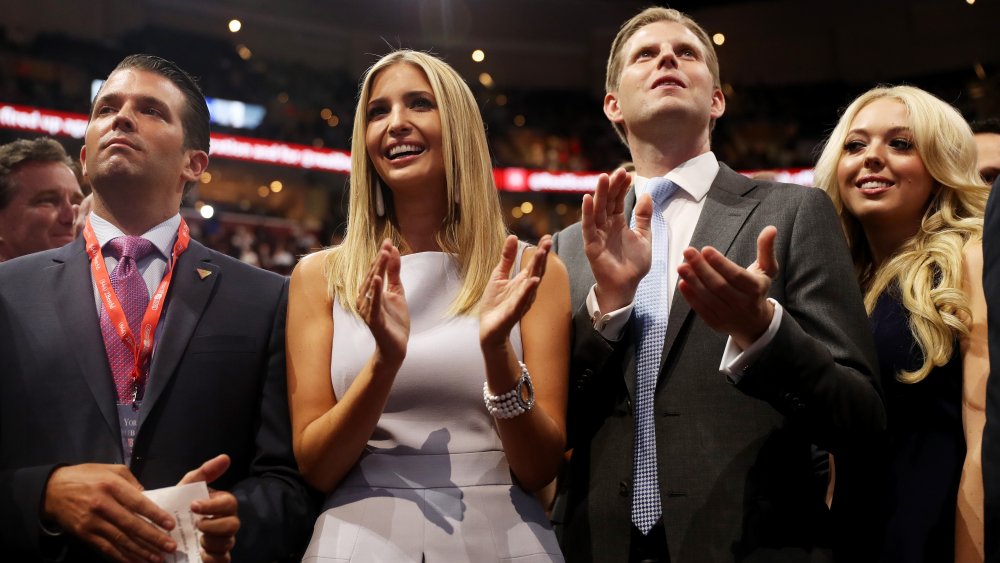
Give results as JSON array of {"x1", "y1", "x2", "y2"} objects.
[
  {"x1": 107, "y1": 236, "x2": 155, "y2": 261},
  {"x1": 645, "y1": 177, "x2": 680, "y2": 208}
]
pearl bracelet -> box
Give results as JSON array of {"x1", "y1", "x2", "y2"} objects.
[{"x1": 483, "y1": 361, "x2": 535, "y2": 419}]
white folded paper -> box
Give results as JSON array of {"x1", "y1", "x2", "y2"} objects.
[{"x1": 143, "y1": 481, "x2": 210, "y2": 563}]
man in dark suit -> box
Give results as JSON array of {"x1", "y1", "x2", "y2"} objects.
[
  {"x1": 551, "y1": 7, "x2": 884, "y2": 562},
  {"x1": 0, "y1": 55, "x2": 313, "y2": 562},
  {"x1": 983, "y1": 174, "x2": 1000, "y2": 563}
]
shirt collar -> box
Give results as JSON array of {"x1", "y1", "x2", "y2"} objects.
[
  {"x1": 89, "y1": 212, "x2": 181, "y2": 260},
  {"x1": 633, "y1": 151, "x2": 720, "y2": 202}
]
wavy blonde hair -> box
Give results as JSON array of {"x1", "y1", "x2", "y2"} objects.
[
  {"x1": 323, "y1": 50, "x2": 507, "y2": 316},
  {"x1": 814, "y1": 85, "x2": 988, "y2": 383}
]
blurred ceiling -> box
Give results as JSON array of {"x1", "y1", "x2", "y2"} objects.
[{"x1": 3, "y1": 0, "x2": 998, "y2": 94}]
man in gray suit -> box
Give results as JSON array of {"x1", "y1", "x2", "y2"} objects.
[{"x1": 552, "y1": 7, "x2": 884, "y2": 562}]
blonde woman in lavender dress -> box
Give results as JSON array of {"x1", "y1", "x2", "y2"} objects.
[{"x1": 287, "y1": 50, "x2": 570, "y2": 562}]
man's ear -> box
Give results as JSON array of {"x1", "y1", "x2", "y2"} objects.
[
  {"x1": 710, "y1": 87, "x2": 726, "y2": 121},
  {"x1": 181, "y1": 150, "x2": 209, "y2": 183},
  {"x1": 604, "y1": 92, "x2": 624, "y2": 126},
  {"x1": 79, "y1": 145, "x2": 88, "y2": 181}
]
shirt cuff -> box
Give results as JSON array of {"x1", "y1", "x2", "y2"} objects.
[
  {"x1": 719, "y1": 298, "x2": 783, "y2": 383},
  {"x1": 586, "y1": 285, "x2": 634, "y2": 341}
]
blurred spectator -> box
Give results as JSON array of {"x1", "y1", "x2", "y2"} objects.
[
  {"x1": 0, "y1": 137, "x2": 83, "y2": 261},
  {"x1": 971, "y1": 118, "x2": 1000, "y2": 185}
]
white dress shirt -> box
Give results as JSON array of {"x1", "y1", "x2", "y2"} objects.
[{"x1": 88, "y1": 212, "x2": 181, "y2": 308}]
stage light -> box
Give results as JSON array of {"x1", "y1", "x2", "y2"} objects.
[
  {"x1": 200, "y1": 204, "x2": 215, "y2": 219},
  {"x1": 270, "y1": 180, "x2": 283, "y2": 193},
  {"x1": 520, "y1": 202, "x2": 534, "y2": 214},
  {"x1": 320, "y1": 108, "x2": 333, "y2": 120},
  {"x1": 200, "y1": 172, "x2": 212, "y2": 184},
  {"x1": 713, "y1": 33, "x2": 725, "y2": 46},
  {"x1": 496, "y1": 94, "x2": 508, "y2": 106},
  {"x1": 513, "y1": 115, "x2": 526, "y2": 127},
  {"x1": 479, "y1": 72, "x2": 494, "y2": 88},
  {"x1": 237, "y1": 45, "x2": 252, "y2": 60},
  {"x1": 228, "y1": 19, "x2": 242, "y2": 33},
  {"x1": 472, "y1": 49, "x2": 485, "y2": 62}
]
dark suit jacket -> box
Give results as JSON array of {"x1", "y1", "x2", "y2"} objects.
[
  {"x1": 0, "y1": 237, "x2": 315, "y2": 562},
  {"x1": 983, "y1": 176, "x2": 1000, "y2": 563},
  {"x1": 552, "y1": 164, "x2": 884, "y2": 563}
]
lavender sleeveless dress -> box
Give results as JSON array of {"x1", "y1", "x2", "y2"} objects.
[{"x1": 302, "y1": 249, "x2": 562, "y2": 562}]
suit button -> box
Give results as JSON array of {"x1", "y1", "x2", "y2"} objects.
[{"x1": 619, "y1": 481, "x2": 629, "y2": 497}]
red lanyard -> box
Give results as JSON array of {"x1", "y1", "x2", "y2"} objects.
[{"x1": 83, "y1": 217, "x2": 190, "y2": 392}]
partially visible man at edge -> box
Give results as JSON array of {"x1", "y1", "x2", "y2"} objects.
[
  {"x1": 0, "y1": 137, "x2": 84, "y2": 262},
  {"x1": 971, "y1": 118, "x2": 1000, "y2": 186},
  {"x1": 0, "y1": 54, "x2": 314, "y2": 562}
]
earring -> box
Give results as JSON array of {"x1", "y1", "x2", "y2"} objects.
[{"x1": 375, "y1": 180, "x2": 385, "y2": 217}]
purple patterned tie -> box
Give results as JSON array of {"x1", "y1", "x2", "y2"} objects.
[{"x1": 99, "y1": 236, "x2": 155, "y2": 403}]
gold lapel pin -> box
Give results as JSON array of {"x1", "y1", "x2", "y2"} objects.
[{"x1": 196, "y1": 268, "x2": 213, "y2": 280}]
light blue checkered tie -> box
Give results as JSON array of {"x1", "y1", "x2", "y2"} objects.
[{"x1": 631, "y1": 177, "x2": 679, "y2": 534}]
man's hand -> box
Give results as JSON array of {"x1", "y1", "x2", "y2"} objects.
[
  {"x1": 43, "y1": 463, "x2": 176, "y2": 563},
  {"x1": 677, "y1": 226, "x2": 779, "y2": 349},
  {"x1": 581, "y1": 167, "x2": 652, "y2": 312},
  {"x1": 179, "y1": 454, "x2": 240, "y2": 563}
]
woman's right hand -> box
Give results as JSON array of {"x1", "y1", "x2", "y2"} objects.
[{"x1": 357, "y1": 239, "x2": 409, "y2": 366}]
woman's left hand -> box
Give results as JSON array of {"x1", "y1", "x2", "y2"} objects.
[{"x1": 480, "y1": 234, "x2": 551, "y2": 349}]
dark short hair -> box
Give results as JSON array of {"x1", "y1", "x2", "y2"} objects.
[
  {"x1": 0, "y1": 137, "x2": 75, "y2": 210},
  {"x1": 970, "y1": 117, "x2": 1000, "y2": 136},
  {"x1": 94, "y1": 54, "x2": 210, "y2": 194}
]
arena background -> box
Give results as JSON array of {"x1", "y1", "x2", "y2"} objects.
[{"x1": 1, "y1": 0, "x2": 997, "y2": 272}]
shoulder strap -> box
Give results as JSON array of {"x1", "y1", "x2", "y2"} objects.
[{"x1": 510, "y1": 240, "x2": 530, "y2": 280}]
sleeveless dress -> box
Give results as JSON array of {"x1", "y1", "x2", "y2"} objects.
[
  {"x1": 302, "y1": 250, "x2": 563, "y2": 562},
  {"x1": 870, "y1": 290, "x2": 964, "y2": 563}
]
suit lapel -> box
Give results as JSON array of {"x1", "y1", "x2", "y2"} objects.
[
  {"x1": 51, "y1": 239, "x2": 121, "y2": 440},
  {"x1": 659, "y1": 165, "x2": 760, "y2": 375},
  {"x1": 139, "y1": 241, "x2": 219, "y2": 428}
]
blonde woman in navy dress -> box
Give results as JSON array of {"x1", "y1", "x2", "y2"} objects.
[
  {"x1": 814, "y1": 85, "x2": 990, "y2": 562},
  {"x1": 287, "y1": 50, "x2": 570, "y2": 562}
]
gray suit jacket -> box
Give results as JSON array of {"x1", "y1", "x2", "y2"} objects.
[
  {"x1": 552, "y1": 164, "x2": 884, "y2": 562},
  {"x1": 0, "y1": 237, "x2": 316, "y2": 562}
]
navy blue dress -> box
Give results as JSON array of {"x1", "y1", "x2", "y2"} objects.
[{"x1": 870, "y1": 290, "x2": 964, "y2": 562}]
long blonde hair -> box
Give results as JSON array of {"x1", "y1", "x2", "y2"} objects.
[
  {"x1": 323, "y1": 50, "x2": 507, "y2": 316},
  {"x1": 814, "y1": 85, "x2": 988, "y2": 383}
]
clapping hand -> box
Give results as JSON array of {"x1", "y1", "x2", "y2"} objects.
[
  {"x1": 677, "y1": 225, "x2": 779, "y2": 349},
  {"x1": 480, "y1": 234, "x2": 551, "y2": 349},
  {"x1": 357, "y1": 239, "x2": 409, "y2": 366},
  {"x1": 581, "y1": 167, "x2": 653, "y2": 312}
]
